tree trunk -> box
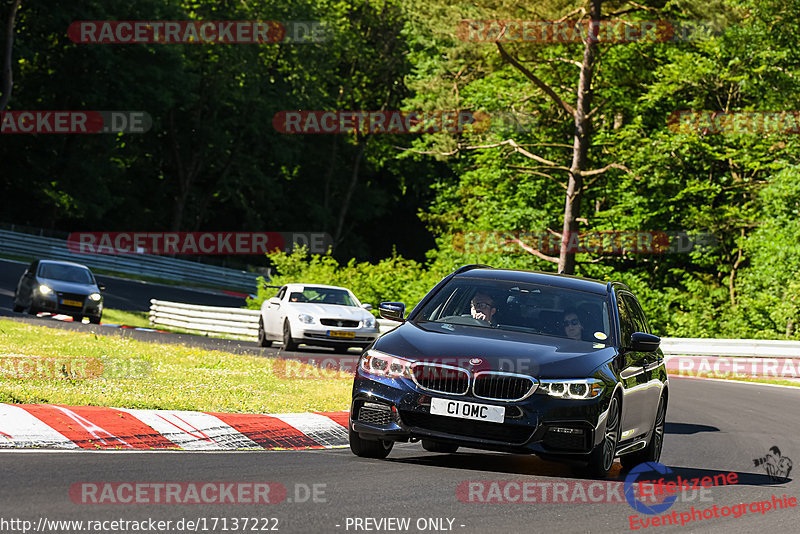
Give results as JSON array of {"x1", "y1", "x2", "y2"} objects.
[
  {"x1": 323, "y1": 136, "x2": 338, "y2": 233},
  {"x1": 168, "y1": 110, "x2": 203, "y2": 232},
  {"x1": 558, "y1": 0, "x2": 600, "y2": 274},
  {"x1": 0, "y1": 0, "x2": 21, "y2": 112},
  {"x1": 333, "y1": 140, "x2": 365, "y2": 247}
]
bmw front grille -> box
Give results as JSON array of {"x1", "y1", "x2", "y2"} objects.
[
  {"x1": 410, "y1": 363, "x2": 470, "y2": 395},
  {"x1": 473, "y1": 371, "x2": 539, "y2": 401}
]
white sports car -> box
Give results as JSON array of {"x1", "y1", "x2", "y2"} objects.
[{"x1": 258, "y1": 283, "x2": 379, "y2": 352}]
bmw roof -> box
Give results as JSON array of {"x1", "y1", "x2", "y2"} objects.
[{"x1": 453, "y1": 266, "x2": 613, "y2": 295}]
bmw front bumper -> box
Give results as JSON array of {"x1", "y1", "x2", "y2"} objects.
[{"x1": 351, "y1": 370, "x2": 614, "y2": 457}]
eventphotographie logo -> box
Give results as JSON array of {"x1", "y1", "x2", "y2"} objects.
[{"x1": 753, "y1": 446, "x2": 793, "y2": 482}]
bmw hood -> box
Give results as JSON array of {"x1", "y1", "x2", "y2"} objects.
[{"x1": 373, "y1": 321, "x2": 616, "y2": 378}]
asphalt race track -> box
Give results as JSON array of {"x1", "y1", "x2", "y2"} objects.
[
  {"x1": 1, "y1": 259, "x2": 799, "y2": 532},
  {"x1": 0, "y1": 378, "x2": 798, "y2": 533}
]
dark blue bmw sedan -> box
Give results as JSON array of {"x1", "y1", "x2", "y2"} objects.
[{"x1": 349, "y1": 265, "x2": 668, "y2": 477}]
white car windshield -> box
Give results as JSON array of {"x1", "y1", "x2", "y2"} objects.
[{"x1": 289, "y1": 287, "x2": 356, "y2": 307}]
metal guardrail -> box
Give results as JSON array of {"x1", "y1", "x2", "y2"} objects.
[
  {"x1": 0, "y1": 229, "x2": 262, "y2": 293},
  {"x1": 149, "y1": 299, "x2": 396, "y2": 340},
  {"x1": 148, "y1": 301, "x2": 800, "y2": 363},
  {"x1": 150, "y1": 299, "x2": 260, "y2": 340},
  {"x1": 660, "y1": 337, "x2": 800, "y2": 358}
]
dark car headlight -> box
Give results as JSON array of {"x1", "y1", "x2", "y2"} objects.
[
  {"x1": 538, "y1": 378, "x2": 604, "y2": 399},
  {"x1": 359, "y1": 349, "x2": 413, "y2": 379},
  {"x1": 88, "y1": 293, "x2": 102, "y2": 301}
]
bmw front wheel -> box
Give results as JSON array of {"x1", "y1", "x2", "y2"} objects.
[
  {"x1": 588, "y1": 395, "x2": 620, "y2": 477},
  {"x1": 349, "y1": 428, "x2": 393, "y2": 459}
]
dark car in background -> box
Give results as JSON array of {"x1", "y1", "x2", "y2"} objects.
[
  {"x1": 349, "y1": 265, "x2": 668, "y2": 477},
  {"x1": 13, "y1": 260, "x2": 105, "y2": 324}
]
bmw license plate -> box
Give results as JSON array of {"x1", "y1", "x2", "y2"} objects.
[
  {"x1": 328, "y1": 330, "x2": 355, "y2": 338},
  {"x1": 430, "y1": 398, "x2": 505, "y2": 423},
  {"x1": 61, "y1": 299, "x2": 83, "y2": 307}
]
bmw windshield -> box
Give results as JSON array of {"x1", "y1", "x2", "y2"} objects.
[{"x1": 414, "y1": 278, "x2": 612, "y2": 343}]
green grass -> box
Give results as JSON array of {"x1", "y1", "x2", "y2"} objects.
[
  {"x1": 0, "y1": 319, "x2": 351, "y2": 413},
  {"x1": 101, "y1": 308, "x2": 249, "y2": 340},
  {"x1": 101, "y1": 308, "x2": 151, "y2": 328}
]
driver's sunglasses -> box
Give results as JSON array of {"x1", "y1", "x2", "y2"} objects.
[
  {"x1": 472, "y1": 302, "x2": 494, "y2": 311},
  {"x1": 564, "y1": 318, "x2": 581, "y2": 326}
]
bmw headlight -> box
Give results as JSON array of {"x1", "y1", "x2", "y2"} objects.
[
  {"x1": 298, "y1": 313, "x2": 315, "y2": 324},
  {"x1": 88, "y1": 293, "x2": 102, "y2": 301},
  {"x1": 363, "y1": 315, "x2": 376, "y2": 328},
  {"x1": 359, "y1": 349, "x2": 413, "y2": 379},
  {"x1": 38, "y1": 284, "x2": 53, "y2": 295},
  {"x1": 538, "y1": 378, "x2": 604, "y2": 399}
]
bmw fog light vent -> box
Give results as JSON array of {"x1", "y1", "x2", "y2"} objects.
[{"x1": 358, "y1": 402, "x2": 393, "y2": 426}]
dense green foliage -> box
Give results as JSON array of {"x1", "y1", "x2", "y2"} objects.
[{"x1": 4, "y1": 0, "x2": 800, "y2": 338}]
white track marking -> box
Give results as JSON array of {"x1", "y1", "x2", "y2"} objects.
[
  {"x1": 271, "y1": 413, "x2": 348, "y2": 448},
  {"x1": 0, "y1": 404, "x2": 78, "y2": 449},
  {"x1": 119, "y1": 408, "x2": 261, "y2": 450}
]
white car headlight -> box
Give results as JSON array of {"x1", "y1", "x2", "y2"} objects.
[
  {"x1": 363, "y1": 315, "x2": 376, "y2": 328},
  {"x1": 538, "y1": 378, "x2": 604, "y2": 399},
  {"x1": 88, "y1": 293, "x2": 102, "y2": 301},
  {"x1": 298, "y1": 313, "x2": 315, "y2": 324},
  {"x1": 359, "y1": 349, "x2": 413, "y2": 379},
  {"x1": 38, "y1": 284, "x2": 53, "y2": 295}
]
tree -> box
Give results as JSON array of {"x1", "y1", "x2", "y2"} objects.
[{"x1": 0, "y1": 0, "x2": 21, "y2": 112}]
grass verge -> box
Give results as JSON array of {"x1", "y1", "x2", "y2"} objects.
[
  {"x1": 0, "y1": 319, "x2": 351, "y2": 413},
  {"x1": 101, "y1": 308, "x2": 151, "y2": 328},
  {"x1": 100, "y1": 309, "x2": 248, "y2": 341}
]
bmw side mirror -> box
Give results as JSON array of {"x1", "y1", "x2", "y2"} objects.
[
  {"x1": 361, "y1": 303, "x2": 373, "y2": 311},
  {"x1": 630, "y1": 332, "x2": 660, "y2": 352},
  {"x1": 379, "y1": 302, "x2": 405, "y2": 322},
  {"x1": 268, "y1": 297, "x2": 281, "y2": 306}
]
